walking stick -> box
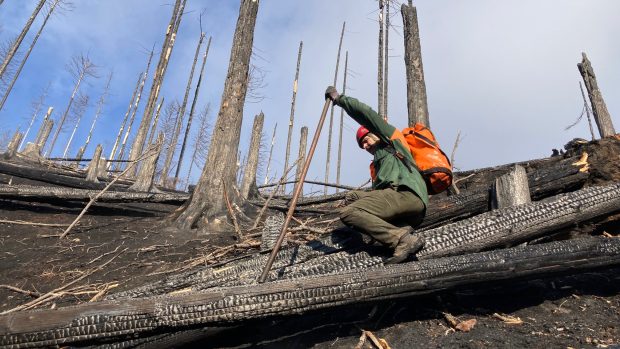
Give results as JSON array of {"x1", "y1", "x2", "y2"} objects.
[{"x1": 258, "y1": 98, "x2": 332, "y2": 283}]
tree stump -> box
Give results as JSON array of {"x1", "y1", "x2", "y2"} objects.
[
  {"x1": 129, "y1": 133, "x2": 164, "y2": 192},
  {"x1": 85, "y1": 145, "x2": 102, "y2": 183},
  {"x1": 4, "y1": 131, "x2": 23, "y2": 159},
  {"x1": 491, "y1": 165, "x2": 531, "y2": 209}
]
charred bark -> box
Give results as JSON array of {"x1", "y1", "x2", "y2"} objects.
[
  {"x1": 283, "y1": 41, "x2": 303, "y2": 190},
  {"x1": 578, "y1": 52, "x2": 615, "y2": 137},
  {"x1": 240, "y1": 112, "x2": 264, "y2": 199},
  {"x1": 401, "y1": 3, "x2": 429, "y2": 127},
  {"x1": 85, "y1": 144, "x2": 102, "y2": 183},
  {"x1": 491, "y1": 164, "x2": 531, "y2": 209}
]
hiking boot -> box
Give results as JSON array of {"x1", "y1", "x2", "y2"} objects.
[{"x1": 384, "y1": 233, "x2": 425, "y2": 265}]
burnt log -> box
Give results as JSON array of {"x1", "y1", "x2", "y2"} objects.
[
  {"x1": 0, "y1": 185, "x2": 188, "y2": 203},
  {"x1": 1, "y1": 237, "x2": 619, "y2": 348},
  {"x1": 491, "y1": 164, "x2": 531, "y2": 209}
]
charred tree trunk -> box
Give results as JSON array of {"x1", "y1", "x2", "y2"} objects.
[
  {"x1": 336, "y1": 51, "x2": 348, "y2": 192},
  {"x1": 383, "y1": 0, "x2": 390, "y2": 120},
  {"x1": 401, "y1": 3, "x2": 429, "y2": 127},
  {"x1": 23, "y1": 118, "x2": 53, "y2": 159},
  {"x1": 240, "y1": 113, "x2": 264, "y2": 199},
  {"x1": 174, "y1": 0, "x2": 259, "y2": 231},
  {"x1": 128, "y1": 0, "x2": 186, "y2": 176},
  {"x1": 282, "y1": 41, "x2": 303, "y2": 193},
  {"x1": 184, "y1": 104, "x2": 211, "y2": 191},
  {"x1": 161, "y1": 32, "x2": 205, "y2": 188},
  {"x1": 324, "y1": 22, "x2": 345, "y2": 195},
  {"x1": 174, "y1": 36, "x2": 212, "y2": 187},
  {"x1": 295, "y1": 126, "x2": 308, "y2": 197},
  {"x1": 578, "y1": 52, "x2": 616, "y2": 137},
  {"x1": 491, "y1": 164, "x2": 531, "y2": 209},
  {"x1": 0, "y1": 0, "x2": 45, "y2": 81},
  {"x1": 264, "y1": 123, "x2": 276, "y2": 185},
  {"x1": 377, "y1": 1, "x2": 385, "y2": 118},
  {"x1": 130, "y1": 133, "x2": 164, "y2": 192},
  {"x1": 85, "y1": 144, "x2": 102, "y2": 183},
  {"x1": 0, "y1": 0, "x2": 59, "y2": 112}
]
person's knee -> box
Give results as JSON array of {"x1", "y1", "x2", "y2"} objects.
[{"x1": 340, "y1": 206, "x2": 362, "y2": 226}]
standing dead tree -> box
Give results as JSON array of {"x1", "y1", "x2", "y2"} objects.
[
  {"x1": 174, "y1": 35, "x2": 212, "y2": 187},
  {"x1": 383, "y1": 0, "x2": 390, "y2": 120},
  {"x1": 80, "y1": 71, "x2": 112, "y2": 160},
  {"x1": 108, "y1": 72, "x2": 142, "y2": 166},
  {"x1": 130, "y1": 133, "x2": 164, "y2": 192},
  {"x1": 128, "y1": 0, "x2": 186, "y2": 177},
  {"x1": 324, "y1": 22, "x2": 345, "y2": 195},
  {"x1": 161, "y1": 32, "x2": 205, "y2": 188},
  {"x1": 264, "y1": 123, "x2": 276, "y2": 185},
  {"x1": 184, "y1": 103, "x2": 211, "y2": 190},
  {"x1": 282, "y1": 41, "x2": 303, "y2": 194},
  {"x1": 336, "y1": 51, "x2": 348, "y2": 192},
  {"x1": 377, "y1": 1, "x2": 385, "y2": 119},
  {"x1": 147, "y1": 97, "x2": 164, "y2": 147},
  {"x1": 401, "y1": 1, "x2": 429, "y2": 127},
  {"x1": 0, "y1": 0, "x2": 62, "y2": 112},
  {"x1": 295, "y1": 126, "x2": 308, "y2": 196},
  {"x1": 46, "y1": 54, "x2": 97, "y2": 157},
  {"x1": 18, "y1": 82, "x2": 50, "y2": 151},
  {"x1": 174, "y1": 0, "x2": 259, "y2": 231},
  {"x1": 240, "y1": 112, "x2": 264, "y2": 199},
  {"x1": 0, "y1": 0, "x2": 45, "y2": 81},
  {"x1": 577, "y1": 52, "x2": 616, "y2": 138},
  {"x1": 61, "y1": 93, "x2": 90, "y2": 159}
]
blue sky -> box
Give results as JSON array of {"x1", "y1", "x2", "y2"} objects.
[{"x1": 0, "y1": 0, "x2": 618, "y2": 193}]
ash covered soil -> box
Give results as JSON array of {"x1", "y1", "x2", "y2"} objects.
[{"x1": 1, "y1": 138, "x2": 619, "y2": 348}]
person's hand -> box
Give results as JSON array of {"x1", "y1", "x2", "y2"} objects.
[{"x1": 325, "y1": 86, "x2": 340, "y2": 104}]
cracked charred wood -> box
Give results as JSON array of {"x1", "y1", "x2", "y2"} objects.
[
  {"x1": 0, "y1": 185, "x2": 188, "y2": 203},
  {"x1": 422, "y1": 156, "x2": 588, "y2": 228},
  {"x1": 491, "y1": 164, "x2": 531, "y2": 209},
  {"x1": 418, "y1": 182, "x2": 620, "y2": 259},
  {"x1": 0, "y1": 159, "x2": 130, "y2": 191},
  {"x1": 2, "y1": 237, "x2": 619, "y2": 348}
]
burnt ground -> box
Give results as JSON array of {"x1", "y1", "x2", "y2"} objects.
[{"x1": 0, "y1": 138, "x2": 619, "y2": 348}]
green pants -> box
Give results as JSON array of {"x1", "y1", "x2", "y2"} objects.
[{"x1": 339, "y1": 187, "x2": 425, "y2": 248}]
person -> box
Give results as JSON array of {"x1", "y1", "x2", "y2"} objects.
[{"x1": 325, "y1": 86, "x2": 428, "y2": 264}]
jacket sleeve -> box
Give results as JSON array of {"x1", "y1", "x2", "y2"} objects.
[{"x1": 337, "y1": 95, "x2": 396, "y2": 144}]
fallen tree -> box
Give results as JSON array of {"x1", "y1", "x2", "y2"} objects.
[
  {"x1": 1, "y1": 237, "x2": 619, "y2": 348},
  {"x1": 0, "y1": 184, "x2": 189, "y2": 203}
]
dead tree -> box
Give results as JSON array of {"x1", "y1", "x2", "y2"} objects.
[
  {"x1": 81, "y1": 71, "x2": 112, "y2": 158},
  {"x1": 128, "y1": 0, "x2": 186, "y2": 176},
  {"x1": 0, "y1": 0, "x2": 61, "y2": 112},
  {"x1": 282, "y1": 41, "x2": 303, "y2": 194},
  {"x1": 401, "y1": 2, "x2": 429, "y2": 127},
  {"x1": 383, "y1": 0, "x2": 390, "y2": 120},
  {"x1": 146, "y1": 97, "x2": 164, "y2": 146},
  {"x1": 22, "y1": 107, "x2": 53, "y2": 159},
  {"x1": 85, "y1": 144, "x2": 102, "y2": 183},
  {"x1": 161, "y1": 32, "x2": 205, "y2": 187},
  {"x1": 324, "y1": 22, "x2": 345, "y2": 195},
  {"x1": 295, "y1": 126, "x2": 308, "y2": 196},
  {"x1": 18, "y1": 83, "x2": 49, "y2": 150},
  {"x1": 174, "y1": 36, "x2": 212, "y2": 187},
  {"x1": 578, "y1": 52, "x2": 616, "y2": 137},
  {"x1": 46, "y1": 54, "x2": 97, "y2": 157},
  {"x1": 61, "y1": 94, "x2": 90, "y2": 159},
  {"x1": 264, "y1": 123, "x2": 276, "y2": 184},
  {"x1": 336, "y1": 51, "x2": 348, "y2": 192},
  {"x1": 174, "y1": 0, "x2": 259, "y2": 231},
  {"x1": 184, "y1": 104, "x2": 211, "y2": 190},
  {"x1": 3, "y1": 131, "x2": 23, "y2": 159},
  {"x1": 240, "y1": 113, "x2": 264, "y2": 199},
  {"x1": 0, "y1": 0, "x2": 45, "y2": 81},
  {"x1": 108, "y1": 72, "x2": 143, "y2": 165},
  {"x1": 130, "y1": 133, "x2": 164, "y2": 192}
]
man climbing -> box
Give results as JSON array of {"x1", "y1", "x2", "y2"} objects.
[{"x1": 325, "y1": 86, "x2": 428, "y2": 264}]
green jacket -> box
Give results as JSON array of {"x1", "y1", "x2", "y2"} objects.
[{"x1": 338, "y1": 95, "x2": 429, "y2": 206}]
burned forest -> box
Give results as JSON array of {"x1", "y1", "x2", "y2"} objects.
[{"x1": 0, "y1": 1, "x2": 619, "y2": 348}]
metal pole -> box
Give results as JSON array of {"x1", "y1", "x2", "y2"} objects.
[{"x1": 258, "y1": 98, "x2": 332, "y2": 283}]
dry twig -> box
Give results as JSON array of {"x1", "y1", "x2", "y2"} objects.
[{"x1": 0, "y1": 219, "x2": 68, "y2": 227}]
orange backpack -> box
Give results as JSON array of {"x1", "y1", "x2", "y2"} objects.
[{"x1": 399, "y1": 124, "x2": 453, "y2": 195}]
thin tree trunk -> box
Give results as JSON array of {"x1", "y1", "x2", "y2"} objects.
[
  {"x1": 82, "y1": 71, "x2": 112, "y2": 156},
  {"x1": 108, "y1": 72, "x2": 142, "y2": 165},
  {"x1": 579, "y1": 81, "x2": 596, "y2": 141},
  {"x1": 146, "y1": 97, "x2": 164, "y2": 147},
  {"x1": 282, "y1": 41, "x2": 303, "y2": 194},
  {"x1": 295, "y1": 126, "x2": 308, "y2": 197},
  {"x1": 184, "y1": 105, "x2": 211, "y2": 191},
  {"x1": 174, "y1": 36, "x2": 212, "y2": 187},
  {"x1": 377, "y1": 1, "x2": 385, "y2": 119},
  {"x1": 174, "y1": 0, "x2": 259, "y2": 231},
  {"x1": 161, "y1": 32, "x2": 205, "y2": 187},
  {"x1": 128, "y1": 0, "x2": 186, "y2": 176},
  {"x1": 0, "y1": 0, "x2": 45, "y2": 80},
  {"x1": 336, "y1": 52, "x2": 348, "y2": 192},
  {"x1": 18, "y1": 84, "x2": 49, "y2": 151},
  {"x1": 578, "y1": 52, "x2": 616, "y2": 137},
  {"x1": 61, "y1": 95, "x2": 90, "y2": 159},
  {"x1": 46, "y1": 70, "x2": 86, "y2": 157},
  {"x1": 324, "y1": 22, "x2": 345, "y2": 195},
  {"x1": 0, "y1": 0, "x2": 59, "y2": 112},
  {"x1": 401, "y1": 3, "x2": 429, "y2": 127},
  {"x1": 264, "y1": 123, "x2": 277, "y2": 185},
  {"x1": 240, "y1": 113, "x2": 264, "y2": 199},
  {"x1": 383, "y1": 0, "x2": 389, "y2": 120}
]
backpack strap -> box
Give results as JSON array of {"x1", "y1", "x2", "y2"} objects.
[{"x1": 383, "y1": 143, "x2": 418, "y2": 174}]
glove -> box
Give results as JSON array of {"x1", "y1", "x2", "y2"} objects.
[{"x1": 324, "y1": 86, "x2": 340, "y2": 104}]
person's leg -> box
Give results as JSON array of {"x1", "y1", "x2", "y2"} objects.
[{"x1": 339, "y1": 187, "x2": 424, "y2": 248}]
